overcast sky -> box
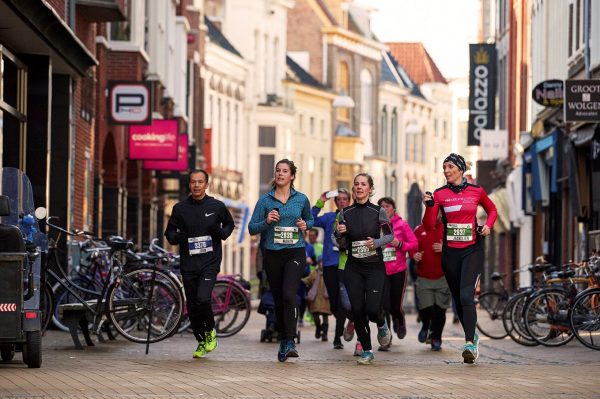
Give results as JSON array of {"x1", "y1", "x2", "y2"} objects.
[{"x1": 359, "y1": 0, "x2": 481, "y2": 79}]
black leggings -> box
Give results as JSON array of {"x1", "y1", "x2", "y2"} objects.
[
  {"x1": 322, "y1": 266, "x2": 345, "y2": 342},
  {"x1": 442, "y1": 244, "x2": 483, "y2": 342},
  {"x1": 420, "y1": 305, "x2": 447, "y2": 340},
  {"x1": 382, "y1": 270, "x2": 407, "y2": 329},
  {"x1": 182, "y1": 268, "x2": 218, "y2": 342},
  {"x1": 264, "y1": 247, "x2": 306, "y2": 340},
  {"x1": 344, "y1": 259, "x2": 386, "y2": 351}
]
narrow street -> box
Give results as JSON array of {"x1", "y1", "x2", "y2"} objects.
[{"x1": 1, "y1": 310, "x2": 598, "y2": 398}]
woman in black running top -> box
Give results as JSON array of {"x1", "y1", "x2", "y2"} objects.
[
  {"x1": 334, "y1": 173, "x2": 394, "y2": 365},
  {"x1": 422, "y1": 153, "x2": 497, "y2": 364}
]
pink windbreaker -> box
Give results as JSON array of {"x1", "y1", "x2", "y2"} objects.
[{"x1": 383, "y1": 214, "x2": 418, "y2": 275}]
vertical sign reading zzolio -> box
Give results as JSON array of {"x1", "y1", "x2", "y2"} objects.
[{"x1": 468, "y1": 43, "x2": 497, "y2": 146}]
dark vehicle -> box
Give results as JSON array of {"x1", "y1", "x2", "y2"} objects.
[{"x1": 0, "y1": 167, "x2": 48, "y2": 368}]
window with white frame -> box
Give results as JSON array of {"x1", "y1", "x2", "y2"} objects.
[
  {"x1": 568, "y1": 0, "x2": 584, "y2": 61},
  {"x1": 390, "y1": 109, "x2": 398, "y2": 163},
  {"x1": 360, "y1": 69, "x2": 373, "y2": 123},
  {"x1": 379, "y1": 106, "x2": 387, "y2": 156}
]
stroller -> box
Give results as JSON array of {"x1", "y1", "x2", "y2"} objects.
[{"x1": 257, "y1": 268, "x2": 301, "y2": 343}]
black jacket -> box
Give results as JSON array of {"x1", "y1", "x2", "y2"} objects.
[{"x1": 164, "y1": 195, "x2": 235, "y2": 273}]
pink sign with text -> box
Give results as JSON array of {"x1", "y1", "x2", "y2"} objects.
[
  {"x1": 143, "y1": 134, "x2": 189, "y2": 171},
  {"x1": 129, "y1": 119, "x2": 178, "y2": 160}
]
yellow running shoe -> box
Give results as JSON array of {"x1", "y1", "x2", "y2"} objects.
[
  {"x1": 205, "y1": 328, "x2": 218, "y2": 352},
  {"x1": 193, "y1": 342, "x2": 207, "y2": 358}
]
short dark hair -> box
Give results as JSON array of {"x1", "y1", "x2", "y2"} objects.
[
  {"x1": 377, "y1": 197, "x2": 396, "y2": 209},
  {"x1": 189, "y1": 169, "x2": 209, "y2": 183}
]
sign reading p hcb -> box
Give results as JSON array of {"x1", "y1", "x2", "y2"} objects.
[
  {"x1": 564, "y1": 80, "x2": 600, "y2": 122},
  {"x1": 108, "y1": 81, "x2": 152, "y2": 125},
  {"x1": 468, "y1": 44, "x2": 497, "y2": 146}
]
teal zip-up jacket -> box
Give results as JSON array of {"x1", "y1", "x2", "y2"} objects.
[{"x1": 248, "y1": 188, "x2": 314, "y2": 251}]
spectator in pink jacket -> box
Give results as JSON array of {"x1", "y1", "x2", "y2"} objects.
[{"x1": 377, "y1": 197, "x2": 418, "y2": 350}]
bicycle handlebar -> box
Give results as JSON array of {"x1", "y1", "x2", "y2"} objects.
[{"x1": 46, "y1": 216, "x2": 96, "y2": 238}]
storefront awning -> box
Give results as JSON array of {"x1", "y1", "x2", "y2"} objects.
[
  {"x1": 523, "y1": 129, "x2": 560, "y2": 208},
  {"x1": 0, "y1": 0, "x2": 98, "y2": 76}
]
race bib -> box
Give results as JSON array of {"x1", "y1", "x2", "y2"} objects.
[
  {"x1": 273, "y1": 226, "x2": 300, "y2": 245},
  {"x1": 188, "y1": 236, "x2": 213, "y2": 255},
  {"x1": 446, "y1": 223, "x2": 473, "y2": 242},
  {"x1": 351, "y1": 240, "x2": 376, "y2": 259},
  {"x1": 383, "y1": 247, "x2": 397, "y2": 262}
]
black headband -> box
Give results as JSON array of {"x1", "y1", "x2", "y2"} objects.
[{"x1": 444, "y1": 153, "x2": 466, "y2": 172}]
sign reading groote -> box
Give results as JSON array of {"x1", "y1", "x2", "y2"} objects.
[
  {"x1": 108, "y1": 81, "x2": 152, "y2": 125},
  {"x1": 467, "y1": 43, "x2": 497, "y2": 146},
  {"x1": 129, "y1": 119, "x2": 179, "y2": 160},
  {"x1": 564, "y1": 80, "x2": 600, "y2": 122}
]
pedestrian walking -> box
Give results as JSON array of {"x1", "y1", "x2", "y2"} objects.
[
  {"x1": 248, "y1": 159, "x2": 314, "y2": 362},
  {"x1": 302, "y1": 263, "x2": 331, "y2": 341},
  {"x1": 334, "y1": 173, "x2": 394, "y2": 365},
  {"x1": 164, "y1": 169, "x2": 235, "y2": 359},
  {"x1": 422, "y1": 153, "x2": 497, "y2": 364},
  {"x1": 311, "y1": 188, "x2": 351, "y2": 349},
  {"x1": 413, "y1": 213, "x2": 451, "y2": 351},
  {"x1": 377, "y1": 197, "x2": 418, "y2": 351}
]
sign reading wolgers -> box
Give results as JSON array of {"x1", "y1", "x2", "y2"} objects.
[
  {"x1": 143, "y1": 134, "x2": 189, "y2": 171},
  {"x1": 468, "y1": 44, "x2": 497, "y2": 146},
  {"x1": 108, "y1": 81, "x2": 152, "y2": 125},
  {"x1": 129, "y1": 119, "x2": 179, "y2": 160},
  {"x1": 564, "y1": 80, "x2": 600, "y2": 122}
]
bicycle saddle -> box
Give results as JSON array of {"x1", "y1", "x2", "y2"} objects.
[
  {"x1": 107, "y1": 236, "x2": 134, "y2": 251},
  {"x1": 490, "y1": 271, "x2": 503, "y2": 281}
]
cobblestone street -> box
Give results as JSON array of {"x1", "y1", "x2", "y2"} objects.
[{"x1": 0, "y1": 310, "x2": 599, "y2": 399}]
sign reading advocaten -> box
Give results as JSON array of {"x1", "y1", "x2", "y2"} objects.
[
  {"x1": 143, "y1": 134, "x2": 189, "y2": 171},
  {"x1": 129, "y1": 120, "x2": 179, "y2": 160},
  {"x1": 564, "y1": 80, "x2": 600, "y2": 122},
  {"x1": 109, "y1": 81, "x2": 152, "y2": 125}
]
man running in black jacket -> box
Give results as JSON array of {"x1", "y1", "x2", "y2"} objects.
[{"x1": 165, "y1": 169, "x2": 235, "y2": 358}]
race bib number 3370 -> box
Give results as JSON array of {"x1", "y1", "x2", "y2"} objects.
[
  {"x1": 188, "y1": 236, "x2": 213, "y2": 255},
  {"x1": 274, "y1": 226, "x2": 299, "y2": 245},
  {"x1": 446, "y1": 223, "x2": 473, "y2": 241}
]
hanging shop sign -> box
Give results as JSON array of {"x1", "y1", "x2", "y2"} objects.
[
  {"x1": 128, "y1": 119, "x2": 179, "y2": 160},
  {"x1": 532, "y1": 79, "x2": 564, "y2": 107},
  {"x1": 564, "y1": 80, "x2": 600, "y2": 122},
  {"x1": 143, "y1": 134, "x2": 189, "y2": 171},
  {"x1": 467, "y1": 43, "x2": 497, "y2": 146},
  {"x1": 480, "y1": 129, "x2": 508, "y2": 160},
  {"x1": 108, "y1": 81, "x2": 152, "y2": 125}
]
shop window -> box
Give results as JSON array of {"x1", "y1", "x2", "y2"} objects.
[{"x1": 0, "y1": 46, "x2": 27, "y2": 169}]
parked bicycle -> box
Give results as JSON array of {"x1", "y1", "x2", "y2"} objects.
[{"x1": 42, "y1": 218, "x2": 184, "y2": 345}]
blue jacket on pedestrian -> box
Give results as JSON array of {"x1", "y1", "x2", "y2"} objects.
[
  {"x1": 311, "y1": 199, "x2": 340, "y2": 267},
  {"x1": 248, "y1": 188, "x2": 314, "y2": 251}
]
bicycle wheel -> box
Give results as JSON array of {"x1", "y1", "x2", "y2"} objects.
[
  {"x1": 570, "y1": 288, "x2": 600, "y2": 350},
  {"x1": 108, "y1": 268, "x2": 183, "y2": 344},
  {"x1": 476, "y1": 292, "x2": 509, "y2": 339},
  {"x1": 524, "y1": 288, "x2": 574, "y2": 346},
  {"x1": 212, "y1": 281, "x2": 251, "y2": 338},
  {"x1": 51, "y1": 278, "x2": 99, "y2": 332},
  {"x1": 40, "y1": 282, "x2": 54, "y2": 333},
  {"x1": 502, "y1": 292, "x2": 539, "y2": 346}
]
